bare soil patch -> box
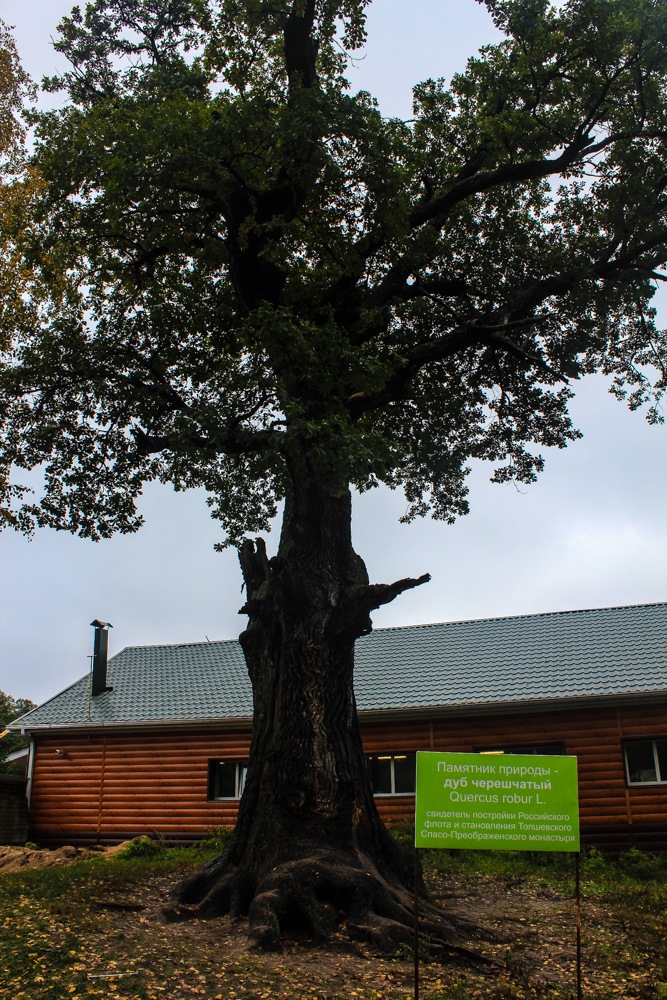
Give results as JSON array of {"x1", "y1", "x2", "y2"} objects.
[{"x1": 0, "y1": 843, "x2": 107, "y2": 871}]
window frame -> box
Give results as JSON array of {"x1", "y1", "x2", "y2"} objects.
[
  {"x1": 207, "y1": 758, "x2": 248, "y2": 800},
  {"x1": 624, "y1": 739, "x2": 667, "y2": 786},
  {"x1": 366, "y1": 752, "x2": 416, "y2": 796}
]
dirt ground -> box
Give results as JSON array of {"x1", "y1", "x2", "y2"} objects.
[
  {"x1": 0, "y1": 842, "x2": 126, "y2": 871},
  {"x1": 1, "y1": 844, "x2": 663, "y2": 999},
  {"x1": 73, "y1": 865, "x2": 582, "y2": 997}
]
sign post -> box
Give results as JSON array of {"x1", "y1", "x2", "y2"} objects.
[{"x1": 413, "y1": 751, "x2": 581, "y2": 998}]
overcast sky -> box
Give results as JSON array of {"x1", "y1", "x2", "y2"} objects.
[{"x1": 1, "y1": 0, "x2": 665, "y2": 706}]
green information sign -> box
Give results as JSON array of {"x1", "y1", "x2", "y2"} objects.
[{"x1": 415, "y1": 751, "x2": 580, "y2": 852}]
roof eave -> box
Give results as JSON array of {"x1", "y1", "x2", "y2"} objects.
[
  {"x1": 9, "y1": 689, "x2": 667, "y2": 735},
  {"x1": 7, "y1": 715, "x2": 254, "y2": 736}
]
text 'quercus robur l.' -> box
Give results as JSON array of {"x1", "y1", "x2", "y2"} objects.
[{"x1": 415, "y1": 751, "x2": 580, "y2": 852}]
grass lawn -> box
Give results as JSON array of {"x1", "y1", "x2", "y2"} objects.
[{"x1": 1, "y1": 837, "x2": 667, "y2": 1000}]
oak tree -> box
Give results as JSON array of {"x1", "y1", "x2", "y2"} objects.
[{"x1": 1, "y1": 0, "x2": 666, "y2": 951}]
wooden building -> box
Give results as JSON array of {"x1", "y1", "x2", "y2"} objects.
[{"x1": 9, "y1": 603, "x2": 667, "y2": 852}]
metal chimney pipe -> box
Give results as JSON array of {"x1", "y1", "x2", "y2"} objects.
[{"x1": 90, "y1": 619, "x2": 113, "y2": 696}]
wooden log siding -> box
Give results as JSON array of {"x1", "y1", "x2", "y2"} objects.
[
  {"x1": 29, "y1": 730, "x2": 251, "y2": 845},
  {"x1": 27, "y1": 701, "x2": 667, "y2": 848}
]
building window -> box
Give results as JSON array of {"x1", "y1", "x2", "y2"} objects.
[
  {"x1": 625, "y1": 740, "x2": 667, "y2": 785},
  {"x1": 475, "y1": 743, "x2": 565, "y2": 756},
  {"x1": 367, "y1": 753, "x2": 416, "y2": 795},
  {"x1": 208, "y1": 759, "x2": 248, "y2": 800}
]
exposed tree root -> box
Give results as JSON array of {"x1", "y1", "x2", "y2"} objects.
[{"x1": 163, "y1": 847, "x2": 495, "y2": 965}]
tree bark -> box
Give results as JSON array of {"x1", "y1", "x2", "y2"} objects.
[{"x1": 169, "y1": 473, "x2": 474, "y2": 956}]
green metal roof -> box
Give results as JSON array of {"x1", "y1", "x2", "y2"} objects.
[{"x1": 11, "y1": 603, "x2": 667, "y2": 731}]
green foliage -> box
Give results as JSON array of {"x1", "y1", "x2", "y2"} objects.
[
  {"x1": 0, "y1": 688, "x2": 36, "y2": 773},
  {"x1": 114, "y1": 834, "x2": 166, "y2": 860},
  {"x1": 0, "y1": 0, "x2": 665, "y2": 544},
  {"x1": 110, "y1": 830, "x2": 234, "y2": 864},
  {"x1": 0, "y1": 688, "x2": 36, "y2": 723},
  {"x1": 388, "y1": 820, "x2": 414, "y2": 848},
  {"x1": 581, "y1": 844, "x2": 613, "y2": 880},
  {"x1": 0, "y1": 21, "x2": 39, "y2": 371},
  {"x1": 617, "y1": 846, "x2": 667, "y2": 883},
  {"x1": 423, "y1": 844, "x2": 667, "y2": 892},
  {"x1": 197, "y1": 825, "x2": 235, "y2": 853},
  {"x1": 0, "y1": 19, "x2": 33, "y2": 160},
  {"x1": 422, "y1": 846, "x2": 572, "y2": 883}
]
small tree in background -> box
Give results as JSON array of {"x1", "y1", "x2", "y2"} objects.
[
  {"x1": 0, "y1": 691, "x2": 37, "y2": 774},
  {"x1": 0, "y1": 0, "x2": 666, "y2": 950}
]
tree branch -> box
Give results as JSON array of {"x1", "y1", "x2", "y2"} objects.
[
  {"x1": 359, "y1": 573, "x2": 431, "y2": 614},
  {"x1": 346, "y1": 312, "x2": 566, "y2": 417},
  {"x1": 284, "y1": 0, "x2": 318, "y2": 89},
  {"x1": 408, "y1": 137, "x2": 592, "y2": 230},
  {"x1": 478, "y1": 325, "x2": 569, "y2": 384},
  {"x1": 132, "y1": 423, "x2": 281, "y2": 458},
  {"x1": 238, "y1": 537, "x2": 271, "y2": 607}
]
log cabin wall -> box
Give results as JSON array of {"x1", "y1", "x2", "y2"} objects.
[
  {"x1": 28, "y1": 700, "x2": 667, "y2": 850},
  {"x1": 29, "y1": 729, "x2": 251, "y2": 845}
]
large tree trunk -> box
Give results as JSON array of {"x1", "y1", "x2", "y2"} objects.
[{"x1": 169, "y1": 475, "x2": 473, "y2": 955}]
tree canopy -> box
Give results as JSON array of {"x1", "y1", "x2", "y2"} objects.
[
  {"x1": 1, "y1": 0, "x2": 665, "y2": 544},
  {"x1": 0, "y1": 20, "x2": 37, "y2": 353},
  {"x1": 0, "y1": 21, "x2": 29, "y2": 156},
  {"x1": 0, "y1": 20, "x2": 38, "y2": 519},
  {"x1": 0, "y1": 21, "x2": 37, "y2": 330}
]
